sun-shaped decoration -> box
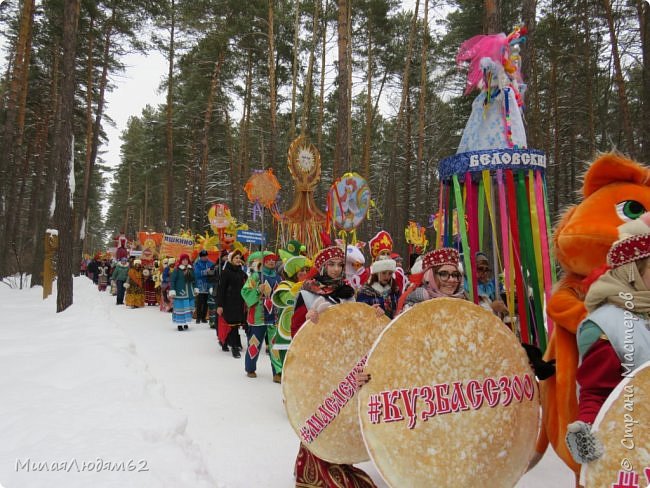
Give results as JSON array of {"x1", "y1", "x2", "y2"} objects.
[
  {"x1": 288, "y1": 135, "x2": 321, "y2": 190},
  {"x1": 298, "y1": 147, "x2": 315, "y2": 172}
]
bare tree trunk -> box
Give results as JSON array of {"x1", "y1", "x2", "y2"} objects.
[
  {"x1": 5, "y1": 2, "x2": 35, "y2": 266},
  {"x1": 346, "y1": 0, "x2": 352, "y2": 170},
  {"x1": 225, "y1": 109, "x2": 236, "y2": 209},
  {"x1": 199, "y1": 50, "x2": 226, "y2": 223},
  {"x1": 416, "y1": 0, "x2": 429, "y2": 222},
  {"x1": 185, "y1": 145, "x2": 196, "y2": 230},
  {"x1": 581, "y1": 0, "x2": 596, "y2": 157},
  {"x1": 268, "y1": 0, "x2": 277, "y2": 169},
  {"x1": 78, "y1": 9, "x2": 115, "y2": 262},
  {"x1": 124, "y1": 160, "x2": 132, "y2": 234},
  {"x1": 290, "y1": 0, "x2": 301, "y2": 141},
  {"x1": 238, "y1": 51, "x2": 253, "y2": 216},
  {"x1": 521, "y1": 0, "x2": 539, "y2": 146},
  {"x1": 0, "y1": 0, "x2": 35, "y2": 276},
  {"x1": 636, "y1": 0, "x2": 650, "y2": 162},
  {"x1": 402, "y1": 92, "x2": 413, "y2": 244},
  {"x1": 550, "y1": 17, "x2": 560, "y2": 216},
  {"x1": 301, "y1": 0, "x2": 320, "y2": 138},
  {"x1": 602, "y1": 0, "x2": 636, "y2": 157},
  {"x1": 334, "y1": 0, "x2": 350, "y2": 177},
  {"x1": 78, "y1": 13, "x2": 95, "y2": 254},
  {"x1": 386, "y1": 0, "x2": 419, "y2": 235},
  {"x1": 362, "y1": 29, "x2": 373, "y2": 179},
  {"x1": 318, "y1": 0, "x2": 328, "y2": 151},
  {"x1": 26, "y1": 120, "x2": 49, "y2": 285},
  {"x1": 164, "y1": 0, "x2": 176, "y2": 231},
  {"x1": 484, "y1": 0, "x2": 499, "y2": 34},
  {"x1": 53, "y1": 0, "x2": 81, "y2": 312}
]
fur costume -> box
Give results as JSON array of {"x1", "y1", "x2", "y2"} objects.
[{"x1": 537, "y1": 153, "x2": 650, "y2": 474}]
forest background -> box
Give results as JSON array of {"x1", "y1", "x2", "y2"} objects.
[{"x1": 1, "y1": 0, "x2": 648, "y2": 310}]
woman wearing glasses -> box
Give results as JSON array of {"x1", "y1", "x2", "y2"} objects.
[{"x1": 401, "y1": 247, "x2": 466, "y2": 311}]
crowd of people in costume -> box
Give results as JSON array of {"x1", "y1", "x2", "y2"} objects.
[{"x1": 80, "y1": 209, "x2": 650, "y2": 487}]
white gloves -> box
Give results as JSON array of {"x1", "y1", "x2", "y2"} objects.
[
  {"x1": 123, "y1": 283, "x2": 130, "y2": 289},
  {"x1": 193, "y1": 288, "x2": 199, "y2": 296},
  {"x1": 209, "y1": 287, "x2": 213, "y2": 294},
  {"x1": 566, "y1": 421, "x2": 604, "y2": 464},
  {"x1": 168, "y1": 290, "x2": 176, "y2": 297}
]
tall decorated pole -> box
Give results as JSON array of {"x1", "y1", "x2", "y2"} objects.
[
  {"x1": 244, "y1": 169, "x2": 281, "y2": 250},
  {"x1": 437, "y1": 27, "x2": 555, "y2": 349},
  {"x1": 277, "y1": 136, "x2": 327, "y2": 257}
]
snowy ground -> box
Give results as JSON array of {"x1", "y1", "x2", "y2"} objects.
[{"x1": 0, "y1": 277, "x2": 575, "y2": 487}]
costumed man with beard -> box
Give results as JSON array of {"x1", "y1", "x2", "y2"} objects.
[
  {"x1": 241, "y1": 251, "x2": 282, "y2": 379},
  {"x1": 289, "y1": 245, "x2": 375, "y2": 488},
  {"x1": 356, "y1": 257, "x2": 402, "y2": 319}
]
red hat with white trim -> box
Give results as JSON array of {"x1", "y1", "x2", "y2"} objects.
[
  {"x1": 607, "y1": 212, "x2": 650, "y2": 268},
  {"x1": 369, "y1": 231, "x2": 393, "y2": 259},
  {"x1": 314, "y1": 246, "x2": 345, "y2": 270},
  {"x1": 422, "y1": 248, "x2": 460, "y2": 271}
]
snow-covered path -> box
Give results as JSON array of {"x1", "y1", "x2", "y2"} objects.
[{"x1": 0, "y1": 278, "x2": 574, "y2": 487}]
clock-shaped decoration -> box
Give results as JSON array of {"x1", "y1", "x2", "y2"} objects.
[
  {"x1": 288, "y1": 135, "x2": 321, "y2": 190},
  {"x1": 279, "y1": 136, "x2": 327, "y2": 258},
  {"x1": 298, "y1": 148, "x2": 315, "y2": 172}
]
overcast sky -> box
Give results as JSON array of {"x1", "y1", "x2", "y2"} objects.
[{"x1": 0, "y1": 0, "x2": 433, "y2": 194}]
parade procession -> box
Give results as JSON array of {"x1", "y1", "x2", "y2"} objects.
[{"x1": 2, "y1": 1, "x2": 650, "y2": 486}]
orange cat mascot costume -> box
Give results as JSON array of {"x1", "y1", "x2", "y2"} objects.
[{"x1": 536, "y1": 153, "x2": 650, "y2": 476}]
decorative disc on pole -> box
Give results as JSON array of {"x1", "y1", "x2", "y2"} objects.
[
  {"x1": 244, "y1": 169, "x2": 282, "y2": 220},
  {"x1": 327, "y1": 172, "x2": 371, "y2": 234},
  {"x1": 278, "y1": 136, "x2": 327, "y2": 257}
]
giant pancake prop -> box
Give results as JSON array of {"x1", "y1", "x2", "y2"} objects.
[
  {"x1": 282, "y1": 302, "x2": 390, "y2": 463},
  {"x1": 580, "y1": 361, "x2": 650, "y2": 487},
  {"x1": 357, "y1": 298, "x2": 540, "y2": 487}
]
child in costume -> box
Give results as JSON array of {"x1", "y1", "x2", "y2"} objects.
[{"x1": 566, "y1": 214, "x2": 650, "y2": 464}]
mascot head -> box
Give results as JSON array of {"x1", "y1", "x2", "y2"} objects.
[{"x1": 554, "y1": 153, "x2": 650, "y2": 277}]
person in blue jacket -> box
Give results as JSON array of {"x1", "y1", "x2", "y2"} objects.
[{"x1": 193, "y1": 250, "x2": 215, "y2": 324}]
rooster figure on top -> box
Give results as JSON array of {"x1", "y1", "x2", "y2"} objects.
[{"x1": 456, "y1": 26, "x2": 528, "y2": 152}]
